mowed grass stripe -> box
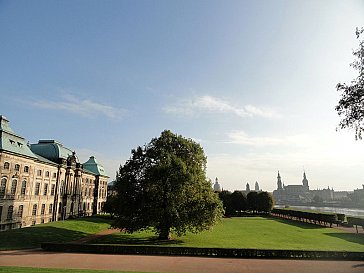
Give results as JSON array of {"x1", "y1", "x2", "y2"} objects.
[{"x1": 90, "y1": 217, "x2": 364, "y2": 251}]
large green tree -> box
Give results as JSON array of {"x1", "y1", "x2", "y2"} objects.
[
  {"x1": 336, "y1": 27, "x2": 364, "y2": 139},
  {"x1": 112, "y1": 130, "x2": 223, "y2": 240}
]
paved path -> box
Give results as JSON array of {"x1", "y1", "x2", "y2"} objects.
[{"x1": 0, "y1": 249, "x2": 363, "y2": 273}]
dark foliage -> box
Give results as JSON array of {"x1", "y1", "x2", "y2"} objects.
[{"x1": 336, "y1": 27, "x2": 364, "y2": 139}]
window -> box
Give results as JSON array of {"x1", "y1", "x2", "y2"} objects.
[
  {"x1": 0, "y1": 178, "x2": 7, "y2": 199},
  {"x1": 43, "y1": 184, "x2": 48, "y2": 195},
  {"x1": 21, "y1": 180, "x2": 26, "y2": 195},
  {"x1": 7, "y1": 205, "x2": 13, "y2": 220},
  {"x1": 3, "y1": 162, "x2": 9, "y2": 170},
  {"x1": 32, "y1": 204, "x2": 37, "y2": 216},
  {"x1": 10, "y1": 179, "x2": 17, "y2": 196},
  {"x1": 41, "y1": 204, "x2": 45, "y2": 215},
  {"x1": 58, "y1": 202, "x2": 62, "y2": 213},
  {"x1": 52, "y1": 173, "x2": 57, "y2": 179},
  {"x1": 14, "y1": 164, "x2": 20, "y2": 171},
  {"x1": 34, "y1": 183, "x2": 40, "y2": 195},
  {"x1": 60, "y1": 181, "x2": 64, "y2": 195},
  {"x1": 24, "y1": 166, "x2": 29, "y2": 173},
  {"x1": 51, "y1": 184, "x2": 55, "y2": 196},
  {"x1": 45, "y1": 171, "x2": 49, "y2": 177},
  {"x1": 18, "y1": 205, "x2": 23, "y2": 218},
  {"x1": 37, "y1": 170, "x2": 42, "y2": 176},
  {"x1": 49, "y1": 204, "x2": 53, "y2": 214}
]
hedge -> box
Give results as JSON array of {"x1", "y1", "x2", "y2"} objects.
[
  {"x1": 271, "y1": 208, "x2": 338, "y2": 227},
  {"x1": 41, "y1": 242, "x2": 364, "y2": 261},
  {"x1": 347, "y1": 216, "x2": 364, "y2": 233}
]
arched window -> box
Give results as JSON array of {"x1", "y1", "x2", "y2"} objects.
[
  {"x1": 7, "y1": 205, "x2": 13, "y2": 220},
  {"x1": 21, "y1": 180, "x2": 26, "y2": 195},
  {"x1": 3, "y1": 162, "x2": 9, "y2": 170},
  {"x1": 0, "y1": 178, "x2": 7, "y2": 199},
  {"x1": 18, "y1": 205, "x2": 24, "y2": 218},
  {"x1": 14, "y1": 164, "x2": 20, "y2": 171},
  {"x1": 32, "y1": 204, "x2": 37, "y2": 216},
  {"x1": 24, "y1": 166, "x2": 29, "y2": 173},
  {"x1": 10, "y1": 179, "x2": 17, "y2": 196},
  {"x1": 45, "y1": 171, "x2": 50, "y2": 177}
]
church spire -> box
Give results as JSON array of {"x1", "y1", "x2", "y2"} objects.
[
  {"x1": 302, "y1": 171, "x2": 309, "y2": 189},
  {"x1": 277, "y1": 171, "x2": 283, "y2": 190}
]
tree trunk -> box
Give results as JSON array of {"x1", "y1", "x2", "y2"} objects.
[{"x1": 158, "y1": 226, "x2": 171, "y2": 240}]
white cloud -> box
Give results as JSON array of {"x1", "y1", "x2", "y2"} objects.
[
  {"x1": 163, "y1": 95, "x2": 280, "y2": 119},
  {"x1": 226, "y1": 131, "x2": 312, "y2": 147},
  {"x1": 30, "y1": 94, "x2": 127, "y2": 120}
]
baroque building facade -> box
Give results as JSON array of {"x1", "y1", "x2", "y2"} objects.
[
  {"x1": 272, "y1": 171, "x2": 348, "y2": 204},
  {"x1": 0, "y1": 115, "x2": 108, "y2": 231}
]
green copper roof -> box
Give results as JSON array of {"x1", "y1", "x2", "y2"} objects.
[
  {"x1": 30, "y1": 140, "x2": 77, "y2": 163},
  {"x1": 0, "y1": 115, "x2": 37, "y2": 159},
  {"x1": 83, "y1": 156, "x2": 108, "y2": 177}
]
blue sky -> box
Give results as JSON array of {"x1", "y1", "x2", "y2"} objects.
[{"x1": 1, "y1": 0, "x2": 364, "y2": 191}]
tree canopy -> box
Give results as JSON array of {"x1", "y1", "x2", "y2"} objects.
[
  {"x1": 336, "y1": 27, "x2": 364, "y2": 139},
  {"x1": 112, "y1": 130, "x2": 223, "y2": 240}
]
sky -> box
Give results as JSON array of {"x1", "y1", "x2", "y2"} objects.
[{"x1": 0, "y1": 0, "x2": 364, "y2": 192}]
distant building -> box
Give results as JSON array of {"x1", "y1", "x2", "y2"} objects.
[
  {"x1": 246, "y1": 182, "x2": 250, "y2": 192},
  {"x1": 272, "y1": 171, "x2": 349, "y2": 205},
  {"x1": 255, "y1": 181, "x2": 260, "y2": 191},
  {"x1": 213, "y1": 177, "x2": 222, "y2": 192},
  {"x1": 0, "y1": 115, "x2": 108, "y2": 231}
]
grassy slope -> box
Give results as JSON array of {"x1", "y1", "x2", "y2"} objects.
[
  {"x1": 91, "y1": 217, "x2": 364, "y2": 251},
  {"x1": 0, "y1": 216, "x2": 112, "y2": 250},
  {"x1": 0, "y1": 267, "x2": 159, "y2": 273}
]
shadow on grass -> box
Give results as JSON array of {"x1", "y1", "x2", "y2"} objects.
[
  {"x1": 0, "y1": 226, "x2": 89, "y2": 250},
  {"x1": 325, "y1": 232, "x2": 364, "y2": 246},
  {"x1": 75, "y1": 215, "x2": 113, "y2": 225},
  {"x1": 89, "y1": 233, "x2": 184, "y2": 246},
  {"x1": 269, "y1": 216, "x2": 325, "y2": 230}
]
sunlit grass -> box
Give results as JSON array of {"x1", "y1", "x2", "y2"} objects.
[{"x1": 91, "y1": 217, "x2": 364, "y2": 251}]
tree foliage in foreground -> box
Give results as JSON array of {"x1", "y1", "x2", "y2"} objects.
[
  {"x1": 336, "y1": 27, "x2": 364, "y2": 139},
  {"x1": 112, "y1": 130, "x2": 223, "y2": 240}
]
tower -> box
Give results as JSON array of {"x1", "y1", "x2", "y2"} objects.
[
  {"x1": 213, "y1": 177, "x2": 221, "y2": 192},
  {"x1": 246, "y1": 182, "x2": 250, "y2": 192},
  {"x1": 302, "y1": 171, "x2": 309, "y2": 190},
  {"x1": 277, "y1": 171, "x2": 283, "y2": 190},
  {"x1": 255, "y1": 181, "x2": 260, "y2": 191}
]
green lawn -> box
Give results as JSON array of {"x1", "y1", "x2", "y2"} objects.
[
  {"x1": 90, "y1": 217, "x2": 364, "y2": 251},
  {"x1": 0, "y1": 267, "x2": 160, "y2": 273},
  {"x1": 0, "y1": 215, "x2": 112, "y2": 250}
]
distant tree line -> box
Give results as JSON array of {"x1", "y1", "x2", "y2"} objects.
[{"x1": 218, "y1": 190, "x2": 274, "y2": 216}]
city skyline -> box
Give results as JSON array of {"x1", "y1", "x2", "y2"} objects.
[{"x1": 1, "y1": 1, "x2": 364, "y2": 191}]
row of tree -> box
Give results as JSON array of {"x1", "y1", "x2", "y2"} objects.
[
  {"x1": 218, "y1": 190, "x2": 274, "y2": 216},
  {"x1": 271, "y1": 208, "x2": 338, "y2": 227}
]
